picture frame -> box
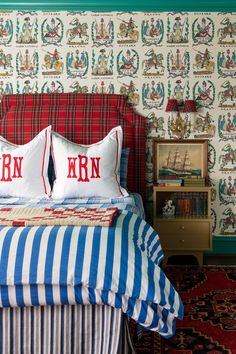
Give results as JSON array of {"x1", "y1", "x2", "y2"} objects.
[{"x1": 153, "y1": 139, "x2": 208, "y2": 182}]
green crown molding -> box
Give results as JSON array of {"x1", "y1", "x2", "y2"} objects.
[{"x1": 0, "y1": 0, "x2": 235, "y2": 12}]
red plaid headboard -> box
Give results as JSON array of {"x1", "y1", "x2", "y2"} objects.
[{"x1": 0, "y1": 93, "x2": 146, "y2": 200}]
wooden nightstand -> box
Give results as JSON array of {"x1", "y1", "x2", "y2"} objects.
[{"x1": 153, "y1": 186, "x2": 212, "y2": 265}]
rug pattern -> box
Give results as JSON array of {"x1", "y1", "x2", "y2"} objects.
[
  {"x1": 129, "y1": 319, "x2": 162, "y2": 353},
  {"x1": 164, "y1": 266, "x2": 236, "y2": 354}
]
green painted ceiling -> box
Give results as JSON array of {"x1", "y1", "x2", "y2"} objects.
[{"x1": 0, "y1": 0, "x2": 235, "y2": 12}]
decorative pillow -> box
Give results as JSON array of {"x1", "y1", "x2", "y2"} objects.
[
  {"x1": 120, "y1": 147, "x2": 130, "y2": 190},
  {"x1": 48, "y1": 147, "x2": 130, "y2": 190},
  {"x1": 51, "y1": 126, "x2": 128, "y2": 199},
  {"x1": 0, "y1": 126, "x2": 51, "y2": 198}
]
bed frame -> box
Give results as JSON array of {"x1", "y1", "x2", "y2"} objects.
[
  {"x1": 0, "y1": 93, "x2": 146, "y2": 201},
  {"x1": 0, "y1": 93, "x2": 156, "y2": 353}
]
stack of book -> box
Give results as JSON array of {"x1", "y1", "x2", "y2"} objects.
[
  {"x1": 174, "y1": 191, "x2": 208, "y2": 216},
  {"x1": 157, "y1": 177, "x2": 182, "y2": 187},
  {"x1": 183, "y1": 177, "x2": 206, "y2": 187}
]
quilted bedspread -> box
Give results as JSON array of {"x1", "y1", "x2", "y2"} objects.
[
  {"x1": 0, "y1": 195, "x2": 183, "y2": 337},
  {"x1": 0, "y1": 207, "x2": 119, "y2": 226}
]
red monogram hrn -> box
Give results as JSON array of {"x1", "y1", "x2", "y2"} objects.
[
  {"x1": 67, "y1": 155, "x2": 101, "y2": 182},
  {"x1": 0, "y1": 154, "x2": 23, "y2": 181}
]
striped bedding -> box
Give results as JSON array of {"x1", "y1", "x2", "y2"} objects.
[
  {"x1": 0, "y1": 305, "x2": 133, "y2": 354},
  {"x1": 0, "y1": 193, "x2": 183, "y2": 338}
]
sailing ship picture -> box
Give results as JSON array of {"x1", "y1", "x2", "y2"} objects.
[
  {"x1": 154, "y1": 140, "x2": 208, "y2": 180},
  {"x1": 162, "y1": 148, "x2": 200, "y2": 176}
]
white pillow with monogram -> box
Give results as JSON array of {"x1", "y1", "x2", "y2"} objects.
[
  {"x1": 0, "y1": 126, "x2": 51, "y2": 198},
  {"x1": 51, "y1": 126, "x2": 128, "y2": 199}
]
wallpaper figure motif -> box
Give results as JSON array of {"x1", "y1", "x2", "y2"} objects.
[
  {"x1": 168, "y1": 79, "x2": 190, "y2": 104},
  {"x1": 16, "y1": 48, "x2": 39, "y2": 78},
  {"x1": 193, "y1": 79, "x2": 215, "y2": 108},
  {"x1": 17, "y1": 79, "x2": 38, "y2": 94},
  {"x1": 16, "y1": 16, "x2": 38, "y2": 44},
  {"x1": 218, "y1": 112, "x2": 236, "y2": 141},
  {"x1": 41, "y1": 80, "x2": 64, "y2": 93},
  {"x1": 147, "y1": 113, "x2": 165, "y2": 137},
  {"x1": 167, "y1": 48, "x2": 190, "y2": 78},
  {"x1": 192, "y1": 48, "x2": 215, "y2": 75},
  {"x1": 67, "y1": 17, "x2": 89, "y2": 45},
  {"x1": 218, "y1": 80, "x2": 236, "y2": 108},
  {"x1": 142, "y1": 49, "x2": 164, "y2": 76},
  {"x1": 219, "y1": 176, "x2": 236, "y2": 205},
  {"x1": 0, "y1": 80, "x2": 13, "y2": 100},
  {"x1": 217, "y1": 49, "x2": 236, "y2": 78},
  {"x1": 42, "y1": 48, "x2": 64, "y2": 75},
  {"x1": 192, "y1": 17, "x2": 214, "y2": 46},
  {"x1": 0, "y1": 17, "x2": 13, "y2": 45},
  {"x1": 41, "y1": 17, "x2": 64, "y2": 45},
  {"x1": 70, "y1": 80, "x2": 88, "y2": 93},
  {"x1": 142, "y1": 81, "x2": 164, "y2": 109},
  {"x1": 193, "y1": 111, "x2": 216, "y2": 138},
  {"x1": 92, "y1": 48, "x2": 114, "y2": 76},
  {"x1": 0, "y1": 49, "x2": 13, "y2": 76},
  {"x1": 117, "y1": 49, "x2": 139, "y2": 77},
  {"x1": 167, "y1": 16, "x2": 189, "y2": 44},
  {"x1": 219, "y1": 143, "x2": 236, "y2": 172},
  {"x1": 92, "y1": 17, "x2": 114, "y2": 47},
  {"x1": 119, "y1": 80, "x2": 139, "y2": 106},
  {"x1": 217, "y1": 17, "x2": 236, "y2": 44},
  {"x1": 66, "y1": 49, "x2": 89, "y2": 78},
  {"x1": 92, "y1": 81, "x2": 114, "y2": 94},
  {"x1": 117, "y1": 16, "x2": 139, "y2": 44},
  {"x1": 219, "y1": 207, "x2": 236, "y2": 235},
  {"x1": 141, "y1": 17, "x2": 164, "y2": 45}
]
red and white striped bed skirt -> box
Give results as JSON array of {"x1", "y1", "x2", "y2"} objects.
[{"x1": 0, "y1": 304, "x2": 134, "y2": 354}]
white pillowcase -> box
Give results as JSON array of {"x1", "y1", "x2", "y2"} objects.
[
  {"x1": 51, "y1": 126, "x2": 128, "y2": 199},
  {"x1": 0, "y1": 126, "x2": 51, "y2": 198}
]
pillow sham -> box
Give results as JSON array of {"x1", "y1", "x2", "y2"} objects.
[
  {"x1": 120, "y1": 147, "x2": 130, "y2": 190},
  {"x1": 51, "y1": 126, "x2": 128, "y2": 199},
  {"x1": 0, "y1": 126, "x2": 51, "y2": 198},
  {"x1": 48, "y1": 146, "x2": 130, "y2": 190}
]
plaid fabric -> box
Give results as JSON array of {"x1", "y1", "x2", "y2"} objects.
[
  {"x1": 0, "y1": 93, "x2": 146, "y2": 200},
  {"x1": 120, "y1": 147, "x2": 130, "y2": 189}
]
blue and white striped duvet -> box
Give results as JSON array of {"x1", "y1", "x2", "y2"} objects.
[{"x1": 0, "y1": 193, "x2": 183, "y2": 338}]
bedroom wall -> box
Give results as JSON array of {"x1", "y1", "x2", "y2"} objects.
[{"x1": 0, "y1": 9, "x2": 235, "y2": 239}]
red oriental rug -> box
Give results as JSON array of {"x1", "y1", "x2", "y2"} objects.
[{"x1": 163, "y1": 266, "x2": 236, "y2": 354}]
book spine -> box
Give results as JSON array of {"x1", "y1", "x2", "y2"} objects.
[
  {"x1": 158, "y1": 183, "x2": 182, "y2": 186},
  {"x1": 157, "y1": 179, "x2": 182, "y2": 183},
  {"x1": 158, "y1": 175, "x2": 181, "y2": 180},
  {"x1": 194, "y1": 194, "x2": 201, "y2": 216}
]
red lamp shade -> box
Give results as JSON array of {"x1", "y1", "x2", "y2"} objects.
[
  {"x1": 183, "y1": 99, "x2": 197, "y2": 113},
  {"x1": 165, "y1": 99, "x2": 179, "y2": 112}
]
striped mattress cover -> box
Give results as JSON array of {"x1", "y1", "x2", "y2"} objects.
[
  {"x1": 0, "y1": 193, "x2": 183, "y2": 338},
  {"x1": 0, "y1": 304, "x2": 133, "y2": 354}
]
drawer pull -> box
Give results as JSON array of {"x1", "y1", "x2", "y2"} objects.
[
  {"x1": 180, "y1": 225, "x2": 185, "y2": 230},
  {"x1": 179, "y1": 239, "x2": 185, "y2": 243}
]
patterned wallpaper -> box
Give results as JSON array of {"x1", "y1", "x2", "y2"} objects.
[{"x1": 0, "y1": 10, "x2": 235, "y2": 236}]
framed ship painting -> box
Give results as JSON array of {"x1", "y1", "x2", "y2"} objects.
[{"x1": 153, "y1": 139, "x2": 208, "y2": 182}]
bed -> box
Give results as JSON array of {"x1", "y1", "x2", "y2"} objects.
[{"x1": 0, "y1": 93, "x2": 183, "y2": 354}]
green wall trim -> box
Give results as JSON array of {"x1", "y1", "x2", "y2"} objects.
[
  {"x1": 0, "y1": 0, "x2": 235, "y2": 12},
  {"x1": 206, "y1": 236, "x2": 236, "y2": 255}
]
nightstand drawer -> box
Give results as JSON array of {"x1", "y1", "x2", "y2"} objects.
[{"x1": 155, "y1": 220, "x2": 211, "y2": 250}]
